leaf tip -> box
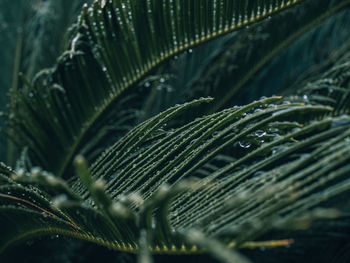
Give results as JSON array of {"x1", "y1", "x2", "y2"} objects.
[{"x1": 74, "y1": 155, "x2": 86, "y2": 166}]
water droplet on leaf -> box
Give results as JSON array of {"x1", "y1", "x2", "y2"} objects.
[{"x1": 239, "y1": 141, "x2": 251, "y2": 149}]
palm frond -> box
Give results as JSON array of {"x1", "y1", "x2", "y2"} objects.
[
  {"x1": 284, "y1": 43, "x2": 350, "y2": 114},
  {"x1": 3, "y1": 1, "x2": 350, "y2": 262},
  {"x1": 183, "y1": 0, "x2": 350, "y2": 112},
  {"x1": 0, "y1": 0, "x2": 92, "y2": 162},
  {"x1": 7, "y1": 0, "x2": 305, "y2": 177},
  {"x1": 2, "y1": 97, "x2": 350, "y2": 260}
]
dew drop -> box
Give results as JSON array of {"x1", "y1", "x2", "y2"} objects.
[
  {"x1": 239, "y1": 141, "x2": 251, "y2": 149},
  {"x1": 254, "y1": 130, "x2": 266, "y2": 138},
  {"x1": 268, "y1": 127, "x2": 279, "y2": 133}
]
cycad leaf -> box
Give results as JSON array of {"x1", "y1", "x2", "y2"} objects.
[
  {"x1": 0, "y1": 0, "x2": 92, "y2": 164},
  {"x1": 8, "y1": 0, "x2": 305, "y2": 177},
  {"x1": 183, "y1": 0, "x2": 350, "y2": 112},
  {"x1": 284, "y1": 42, "x2": 350, "y2": 114},
  {"x1": 2, "y1": 97, "x2": 350, "y2": 258}
]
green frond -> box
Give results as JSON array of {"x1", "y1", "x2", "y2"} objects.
[
  {"x1": 8, "y1": 0, "x2": 305, "y2": 177},
  {"x1": 2, "y1": 97, "x2": 350, "y2": 257},
  {"x1": 0, "y1": 0, "x2": 92, "y2": 164},
  {"x1": 185, "y1": 0, "x2": 350, "y2": 112},
  {"x1": 285, "y1": 44, "x2": 350, "y2": 114},
  {"x1": 2, "y1": 1, "x2": 350, "y2": 262}
]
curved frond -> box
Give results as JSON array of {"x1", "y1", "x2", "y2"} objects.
[
  {"x1": 184, "y1": 0, "x2": 350, "y2": 112},
  {"x1": 285, "y1": 42, "x2": 350, "y2": 114},
  {"x1": 2, "y1": 97, "x2": 350, "y2": 259},
  {"x1": 8, "y1": 0, "x2": 305, "y2": 177}
]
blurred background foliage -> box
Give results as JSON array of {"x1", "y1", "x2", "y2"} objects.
[{"x1": 0, "y1": 0, "x2": 92, "y2": 164}]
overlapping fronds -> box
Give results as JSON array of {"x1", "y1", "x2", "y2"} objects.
[
  {"x1": 285, "y1": 43, "x2": 350, "y2": 115},
  {"x1": 189, "y1": 0, "x2": 350, "y2": 111},
  {"x1": 2, "y1": 97, "x2": 350, "y2": 261},
  {"x1": 2, "y1": 0, "x2": 350, "y2": 262},
  {"x1": 0, "y1": 0, "x2": 92, "y2": 164},
  {"x1": 7, "y1": 0, "x2": 305, "y2": 177}
]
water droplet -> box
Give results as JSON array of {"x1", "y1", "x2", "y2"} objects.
[
  {"x1": 268, "y1": 127, "x2": 279, "y2": 133},
  {"x1": 254, "y1": 130, "x2": 266, "y2": 138},
  {"x1": 239, "y1": 141, "x2": 251, "y2": 149}
]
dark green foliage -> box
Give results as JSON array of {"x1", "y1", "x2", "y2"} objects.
[
  {"x1": 7, "y1": 0, "x2": 304, "y2": 178},
  {"x1": 1, "y1": 0, "x2": 350, "y2": 263},
  {"x1": 0, "y1": 0, "x2": 92, "y2": 164},
  {"x1": 1, "y1": 97, "x2": 350, "y2": 257}
]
